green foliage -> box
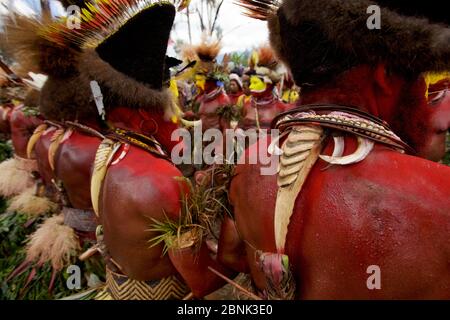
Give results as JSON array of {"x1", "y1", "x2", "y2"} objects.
[
  {"x1": 0, "y1": 197, "x2": 6, "y2": 216},
  {"x1": 147, "y1": 213, "x2": 187, "y2": 256},
  {"x1": 0, "y1": 210, "x2": 105, "y2": 300},
  {"x1": 444, "y1": 134, "x2": 450, "y2": 166},
  {"x1": 0, "y1": 141, "x2": 12, "y2": 162},
  {"x1": 230, "y1": 51, "x2": 250, "y2": 68},
  {"x1": 0, "y1": 211, "x2": 67, "y2": 300},
  {"x1": 217, "y1": 104, "x2": 241, "y2": 122},
  {"x1": 148, "y1": 164, "x2": 235, "y2": 254},
  {"x1": 21, "y1": 106, "x2": 40, "y2": 118},
  {"x1": 209, "y1": 69, "x2": 229, "y2": 84},
  {"x1": 191, "y1": 100, "x2": 201, "y2": 114}
]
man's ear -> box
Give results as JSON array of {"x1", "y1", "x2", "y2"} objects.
[{"x1": 374, "y1": 63, "x2": 393, "y2": 96}]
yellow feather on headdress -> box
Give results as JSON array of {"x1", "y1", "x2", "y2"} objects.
[
  {"x1": 249, "y1": 45, "x2": 280, "y2": 83},
  {"x1": 39, "y1": 0, "x2": 188, "y2": 50}
]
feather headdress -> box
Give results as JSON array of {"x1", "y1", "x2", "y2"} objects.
[
  {"x1": 1, "y1": 0, "x2": 186, "y2": 121},
  {"x1": 248, "y1": 45, "x2": 281, "y2": 83},
  {"x1": 194, "y1": 39, "x2": 221, "y2": 62},
  {"x1": 40, "y1": 0, "x2": 183, "y2": 50},
  {"x1": 183, "y1": 38, "x2": 225, "y2": 82}
]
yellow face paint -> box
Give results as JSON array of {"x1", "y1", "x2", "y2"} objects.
[
  {"x1": 249, "y1": 75, "x2": 267, "y2": 93},
  {"x1": 282, "y1": 89, "x2": 299, "y2": 103},
  {"x1": 423, "y1": 72, "x2": 450, "y2": 98},
  {"x1": 195, "y1": 74, "x2": 206, "y2": 92}
]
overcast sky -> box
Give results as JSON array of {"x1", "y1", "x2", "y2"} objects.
[
  {"x1": 171, "y1": 0, "x2": 269, "y2": 53},
  {"x1": 0, "y1": 0, "x2": 269, "y2": 53}
]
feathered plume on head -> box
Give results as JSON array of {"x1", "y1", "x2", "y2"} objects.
[
  {"x1": 248, "y1": 44, "x2": 281, "y2": 83},
  {"x1": 0, "y1": 14, "x2": 79, "y2": 77},
  {"x1": 40, "y1": 0, "x2": 184, "y2": 50},
  {"x1": 194, "y1": 38, "x2": 221, "y2": 62},
  {"x1": 1, "y1": 0, "x2": 187, "y2": 121},
  {"x1": 180, "y1": 37, "x2": 221, "y2": 71},
  {"x1": 256, "y1": 45, "x2": 278, "y2": 69},
  {"x1": 0, "y1": 69, "x2": 7, "y2": 86},
  {"x1": 187, "y1": 37, "x2": 226, "y2": 81},
  {"x1": 181, "y1": 44, "x2": 198, "y2": 62}
]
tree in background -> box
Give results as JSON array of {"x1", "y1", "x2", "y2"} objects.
[{"x1": 180, "y1": 0, "x2": 224, "y2": 43}]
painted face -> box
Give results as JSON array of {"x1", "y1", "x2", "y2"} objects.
[
  {"x1": 425, "y1": 72, "x2": 449, "y2": 104},
  {"x1": 249, "y1": 75, "x2": 267, "y2": 94},
  {"x1": 392, "y1": 72, "x2": 450, "y2": 162},
  {"x1": 195, "y1": 74, "x2": 206, "y2": 92}
]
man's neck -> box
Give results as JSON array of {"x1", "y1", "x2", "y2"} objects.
[
  {"x1": 252, "y1": 88, "x2": 275, "y2": 102},
  {"x1": 299, "y1": 66, "x2": 401, "y2": 125}
]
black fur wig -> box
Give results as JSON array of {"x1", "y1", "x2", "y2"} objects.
[{"x1": 261, "y1": 0, "x2": 450, "y2": 86}]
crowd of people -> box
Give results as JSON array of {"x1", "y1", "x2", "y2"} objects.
[
  {"x1": 0, "y1": 0, "x2": 449, "y2": 301},
  {"x1": 175, "y1": 42, "x2": 299, "y2": 133}
]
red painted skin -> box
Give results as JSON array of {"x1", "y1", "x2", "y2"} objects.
[
  {"x1": 100, "y1": 143, "x2": 183, "y2": 280},
  {"x1": 54, "y1": 129, "x2": 101, "y2": 209},
  {"x1": 9, "y1": 105, "x2": 43, "y2": 158},
  {"x1": 30, "y1": 105, "x2": 230, "y2": 296},
  {"x1": 36, "y1": 106, "x2": 182, "y2": 210},
  {"x1": 0, "y1": 104, "x2": 13, "y2": 136},
  {"x1": 197, "y1": 81, "x2": 231, "y2": 132},
  {"x1": 228, "y1": 93, "x2": 243, "y2": 106},
  {"x1": 222, "y1": 64, "x2": 450, "y2": 299},
  {"x1": 92, "y1": 107, "x2": 229, "y2": 296},
  {"x1": 239, "y1": 86, "x2": 290, "y2": 130},
  {"x1": 34, "y1": 128, "x2": 59, "y2": 198}
]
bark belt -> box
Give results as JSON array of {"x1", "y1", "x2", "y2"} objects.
[{"x1": 101, "y1": 267, "x2": 190, "y2": 300}]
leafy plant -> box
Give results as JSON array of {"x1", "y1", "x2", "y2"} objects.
[
  {"x1": 0, "y1": 209, "x2": 105, "y2": 300},
  {"x1": 21, "y1": 106, "x2": 40, "y2": 118},
  {"x1": 148, "y1": 164, "x2": 235, "y2": 255},
  {"x1": 147, "y1": 211, "x2": 200, "y2": 256},
  {"x1": 230, "y1": 51, "x2": 250, "y2": 68},
  {"x1": 217, "y1": 104, "x2": 241, "y2": 122}
]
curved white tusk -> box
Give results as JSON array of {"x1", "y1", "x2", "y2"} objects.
[
  {"x1": 331, "y1": 136, "x2": 345, "y2": 157},
  {"x1": 319, "y1": 136, "x2": 374, "y2": 165},
  {"x1": 321, "y1": 136, "x2": 345, "y2": 170},
  {"x1": 268, "y1": 131, "x2": 290, "y2": 156}
]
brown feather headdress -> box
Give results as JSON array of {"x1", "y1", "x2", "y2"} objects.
[
  {"x1": 183, "y1": 38, "x2": 225, "y2": 81},
  {"x1": 194, "y1": 39, "x2": 221, "y2": 62},
  {"x1": 1, "y1": 0, "x2": 184, "y2": 121},
  {"x1": 248, "y1": 44, "x2": 281, "y2": 83},
  {"x1": 0, "y1": 15, "x2": 79, "y2": 77}
]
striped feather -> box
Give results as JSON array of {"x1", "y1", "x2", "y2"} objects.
[
  {"x1": 235, "y1": 0, "x2": 280, "y2": 20},
  {"x1": 39, "y1": 0, "x2": 184, "y2": 50}
]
